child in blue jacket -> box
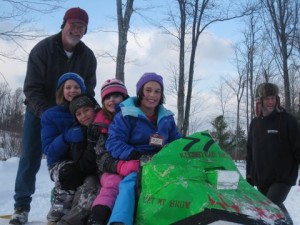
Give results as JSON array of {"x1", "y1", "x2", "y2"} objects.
[
  {"x1": 41, "y1": 72, "x2": 90, "y2": 224},
  {"x1": 105, "y1": 72, "x2": 182, "y2": 225}
]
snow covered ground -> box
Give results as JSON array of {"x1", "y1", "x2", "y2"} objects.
[{"x1": 0, "y1": 158, "x2": 299, "y2": 225}]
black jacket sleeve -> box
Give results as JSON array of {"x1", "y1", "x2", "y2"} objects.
[{"x1": 69, "y1": 127, "x2": 97, "y2": 175}]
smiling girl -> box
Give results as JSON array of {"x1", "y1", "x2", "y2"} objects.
[{"x1": 105, "y1": 72, "x2": 182, "y2": 225}]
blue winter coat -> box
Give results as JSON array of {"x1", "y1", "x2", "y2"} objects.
[
  {"x1": 107, "y1": 97, "x2": 181, "y2": 225},
  {"x1": 41, "y1": 105, "x2": 74, "y2": 166},
  {"x1": 106, "y1": 97, "x2": 182, "y2": 160}
]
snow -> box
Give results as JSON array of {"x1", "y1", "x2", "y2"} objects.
[{"x1": 0, "y1": 158, "x2": 299, "y2": 225}]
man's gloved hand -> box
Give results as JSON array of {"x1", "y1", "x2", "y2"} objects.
[
  {"x1": 63, "y1": 126, "x2": 83, "y2": 143},
  {"x1": 117, "y1": 160, "x2": 140, "y2": 176},
  {"x1": 87, "y1": 124, "x2": 100, "y2": 143},
  {"x1": 59, "y1": 163, "x2": 85, "y2": 190}
]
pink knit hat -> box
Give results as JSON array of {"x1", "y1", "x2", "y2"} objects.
[{"x1": 101, "y1": 79, "x2": 128, "y2": 101}]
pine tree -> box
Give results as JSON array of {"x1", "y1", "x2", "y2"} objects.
[{"x1": 210, "y1": 115, "x2": 234, "y2": 156}]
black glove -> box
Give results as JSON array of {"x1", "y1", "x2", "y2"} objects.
[
  {"x1": 87, "y1": 124, "x2": 101, "y2": 143},
  {"x1": 246, "y1": 176, "x2": 254, "y2": 186},
  {"x1": 59, "y1": 163, "x2": 85, "y2": 190},
  {"x1": 128, "y1": 150, "x2": 141, "y2": 160}
]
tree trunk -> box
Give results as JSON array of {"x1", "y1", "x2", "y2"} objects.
[
  {"x1": 177, "y1": 0, "x2": 186, "y2": 134},
  {"x1": 116, "y1": 0, "x2": 134, "y2": 82}
]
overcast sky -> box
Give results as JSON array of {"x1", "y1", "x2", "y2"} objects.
[{"x1": 0, "y1": 0, "x2": 244, "y2": 130}]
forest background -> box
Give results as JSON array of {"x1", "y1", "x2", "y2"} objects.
[{"x1": 1, "y1": 0, "x2": 300, "y2": 161}]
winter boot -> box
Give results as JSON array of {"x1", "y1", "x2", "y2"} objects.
[
  {"x1": 47, "y1": 188, "x2": 74, "y2": 222},
  {"x1": 86, "y1": 216, "x2": 105, "y2": 225},
  {"x1": 87, "y1": 205, "x2": 111, "y2": 225},
  {"x1": 9, "y1": 208, "x2": 29, "y2": 225}
]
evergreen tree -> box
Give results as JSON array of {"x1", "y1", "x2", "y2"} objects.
[
  {"x1": 210, "y1": 115, "x2": 234, "y2": 155},
  {"x1": 232, "y1": 125, "x2": 247, "y2": 161}
]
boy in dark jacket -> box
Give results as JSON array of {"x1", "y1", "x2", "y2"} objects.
[
  {"x1": 53, "y1": 94, "x2": 100, "y2": 225},
  {"x1": 246, "y1": 82, "x2": 300, "y2": 225}
]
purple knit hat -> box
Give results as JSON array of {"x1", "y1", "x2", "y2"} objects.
[{"x1": 136, "y1": 72, "x2": 164, "y2": 95}]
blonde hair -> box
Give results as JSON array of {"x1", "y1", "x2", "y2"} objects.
[{"x1": 56, "y1": 84, "x2": 68, "y2": 105}]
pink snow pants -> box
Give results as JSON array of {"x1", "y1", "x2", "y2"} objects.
[{"x1": 92, "y1": 172, "x2": 122, "y2": 209}]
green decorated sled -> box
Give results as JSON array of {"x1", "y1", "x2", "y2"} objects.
[{"x1": 135, "y1": 131, "x2": 288, "y2": 225}]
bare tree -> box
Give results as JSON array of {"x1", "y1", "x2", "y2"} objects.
[
  {"x1": 225, "y1": 72, "x2": 246, "y2": 160},
  {"x1": 243, "y1": 14, "x2": 260, "y2": 124},
  {"x1": 116, "y1": 0, "x2": 134, "y2": 82},
  {"x1": 169, "y1": 0, "x2": 254, "y2": 136},
  {"x1": 0, "y1": 0, "x2": 65, "y2": 61},
  {"x1": 288, "y1": 65, "x2": 300, "y2": 114},
  {"x1": 235, "y1": 12, "x2": 264, "y2": 129},
  {"x1": 9, "y1": 88, "x2": 24, "y2": 133},
  {"x1": 0, "y1": 83, "x2": 11, "y2": 130},
  {"x1": 261, "y1": 0, "x2": 299, "y2": 112},
  {"x1": 0, "y1": 83, "x2": 24, "y2": 157},
  {"x1": 212, "y1": 79, "x2": 233, "y2": 117}
]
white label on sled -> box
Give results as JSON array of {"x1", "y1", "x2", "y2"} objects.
[{"x1": 217, "y1": 170, "x2": 239, "y2": 190}]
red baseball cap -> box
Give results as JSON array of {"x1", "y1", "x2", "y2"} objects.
[{"x1": 63, "y1": 7, "x2": 89, "y2": 25}]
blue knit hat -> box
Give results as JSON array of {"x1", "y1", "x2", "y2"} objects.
[
  {"x1": 56, "y1": 72, "x2": 86, "y2": 93},
  {"x1": 136, "y1": 72, "x2": 164, "y2": 95}
]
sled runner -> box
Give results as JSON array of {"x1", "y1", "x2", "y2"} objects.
[{"x1": 0, "y1": 214, "x2": 12, "y2": 219}]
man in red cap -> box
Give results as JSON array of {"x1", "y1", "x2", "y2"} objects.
[
  {"x1": 9, "y1": 7, "x2": 97, "y2": 225},
  {"x1": 61, "y1": 7, "x2": 89, "y2": 51}
]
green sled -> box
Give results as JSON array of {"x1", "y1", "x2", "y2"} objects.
[{"x1": 135, "y1": 131, "x2": 288, "y2": 225}]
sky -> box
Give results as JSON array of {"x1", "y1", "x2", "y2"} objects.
[
  {"x1": 0, "y1": 0, "x2": 245, "y2": 130},
  {"x1": 0, "y1": 157, "x2": 299, "y2": 225}
]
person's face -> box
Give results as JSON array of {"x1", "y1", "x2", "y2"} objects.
[
  {"x1": 75, "y1": 106, "x2": 96, "y2": 126},
  {"x1": 262, "y1": 96, "x2": 276, "y2": 116},
  {"x1": 63, "y1": 80, "x2": 82, "y2": 102},
  {"x1": 62, "y1": 21, "x2": 86, "y2": 51},
  {"x1": 103, "y1": 93, "x2": 124, "y2": 113},
  {"x1": 140, "y1": 81, "x2": 162, "y2": 114}
]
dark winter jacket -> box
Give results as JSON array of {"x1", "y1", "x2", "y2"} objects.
[
  {"x1": 68, "y1": 126, "x2": 97, "y2": 176},
  {"x1": 69, "y1": 110, "x2": 121, "y2": 176},
  {"x1": 106, "y1": 97, "x2": 182, "y2": 160},
  {"x1": 24, "y1": 32, "x2": 97, "y2": 118},
  {"x1": 41, "y1": 105, "x2": 74, "y2": 166},
  {"x1": 246, "y1": 110, "x2": 300, "y2": 187}
]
